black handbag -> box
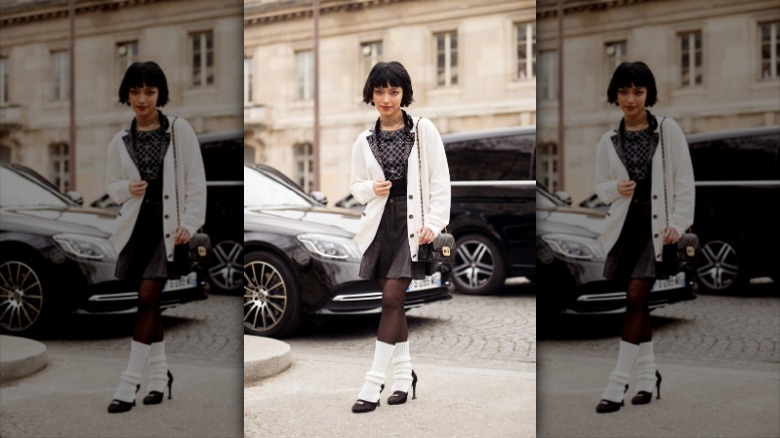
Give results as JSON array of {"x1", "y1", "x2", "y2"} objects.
[
  {"x1": 170, "y1": 117, "x2": 212, "y2": 273},
  {"x1": 414, "y1": 117, "x2": 456, "y2": 265},
  {"x1": 659, "y1": 118, "x2": 699, "y2": 275}
]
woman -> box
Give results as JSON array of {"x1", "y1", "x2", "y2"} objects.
[
  {"x1": 105, "y1": 61, "x2": 206, "y2": 413},
  {"x1": 594, "y1": 61, "x2": 694, "y2": 413},
  {"x1": 349, "y1": 61, "x2": 451, "y2": 413}
]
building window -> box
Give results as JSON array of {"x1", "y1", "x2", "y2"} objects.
[
  {"x1": 191, "y1": 31, "x2": 214, "y2": 87},
  {"x1": 0, "y1": 57, "x2": 8, "y2": 105},
  {"x1": 116, "y1": 41, "x2": 138, "y2": 81},
  {"x1": 537, "y1": 142, "x2": 558, "y2": 192},
  {"x1": 516, "y1": 23, "x2": 535, "y2": 80},
  {"x1": 435, "y1": 31, "x2": 458, "y2": 87},
  {"x1": 605, "y1": 41, "x2": 627, "y2": 81},
  {"x1": 244, "y1": 57, "x2": 253, "y2": 104},
  {"x1": 361, "y1": 41, "x2": 383, "y2": 78},
  {"x1": 296, "y1": 50, "x2": 313, "y2": 101},
  {"x1": 760, "y1": 21, "x2": 780, "y2": 80},
  {"x1": 293, "y1": 143, "x2": 313, "y2": 193},
  {"x1": 50, "y1": 143, "x2": 69, "y2": 192},
  {"x1": 680, "y1": 31, "x2": 702, "y2": 87},
  {"x1": 539, "y1": 50, "x2": 557, "y2": 101},
  {"x1": 52, "y1": 50, "x2": 70, "y2": 101}
]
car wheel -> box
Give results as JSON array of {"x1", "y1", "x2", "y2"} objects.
[
  {"x1": 0, "y1": 256, "x2": 52, "y2": 335},
  {"x1": 695, "y1": 239, "x2": 746, "y2": 294},
  {"x1": 207, "y1": 240, "x2": 243, "y2": 294},
  {"x1": 243, "y1": 251, "x2": 301, "y2": 338},
  {"x1": 451, "y1": 233, "x2": 506, "y2": 295}
]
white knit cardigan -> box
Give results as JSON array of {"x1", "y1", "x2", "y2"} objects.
[
  {"x1": 594, "y1": 116, "x2": 695, "y2": 261},
  {"x1": 350, "y1": 116, "x2": 451, "y2": 260},
  {"x1": 105, "y1": 116, "x2": 206, "y2": 261}
]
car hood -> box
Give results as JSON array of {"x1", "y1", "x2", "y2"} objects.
[
  {"x1": 245, "y1": 205, "x2": 361, "y2": 237},
  {"x1": 1, "y1": 205, "x2": 118, "y2": 238},
  {"x1": 536, "y1": 205, "x2": 606, "y2": 235},
  {"x1": 537, "y1": 216, "x2": 600, "y2": 239}
]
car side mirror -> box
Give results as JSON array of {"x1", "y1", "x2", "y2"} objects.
[
  {"x1": 66, "y1": 191, "x2": 84, "y2": 206},
  {"x1": 310, "y1": 191, "x2": 328, "y2": 206},
  {"x1": 554, "y1": 191, "x2": 572, "y2": 206}
]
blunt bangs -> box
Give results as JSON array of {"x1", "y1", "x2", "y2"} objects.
[
  {"x1": 362, "y1": 61, "x2": 414, "y2": 107},
  {"x1": 118, "y1": 61, "x2": 170, "y2": 107},
  {"x1": 606, "y1": 61, "x2": 658, "y2": 107}
]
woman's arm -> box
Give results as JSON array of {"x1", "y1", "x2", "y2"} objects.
[
  {"x1": 350, "y1": 135, "x2": 377, "y2": 205},
  {"x1": 177, "y1": 120, "x2": 207, "y2": 236},
  {"x1": 105, "y1": 135, "x2": 133, "y2": 205},
  {"x1": 594, "y1": 134, "x2": 622, "y2": 205},
  {"x1": 666, "y1": 119, "x2": 695, "y2": 234},
  {"x1": 422, "y1": 119, "x2": 451, "y2": 235}
]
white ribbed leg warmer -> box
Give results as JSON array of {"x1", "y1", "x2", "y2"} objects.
[
  {"x1": 635, "y1": 341, "x2": 657, "y2": 393},
  {"x1": 601, "y1": 340, "x2": 639, "y2": 403},
  {"x1": 113, "y1": 340, "x2": 150, "y2": 403},
  {"x1": 357, "y1": 341, "x2": 395, "y2": 403},
  {"x1": 391, "y1": 341, "x2": 413, "y2": 393},
  {"x1": 147, "y1": 341, "x2": 169, "y2": 393}
]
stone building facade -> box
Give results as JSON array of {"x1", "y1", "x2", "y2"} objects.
[
  {"x1": 536, "y1": 0, "x2": 780, "y2": 202},
  {"x1": 244, "y1": 0, "x2": 534, "y2": 199},
  {"x1": 0, "y1": 0, "x2": 243, "y2": 203}
]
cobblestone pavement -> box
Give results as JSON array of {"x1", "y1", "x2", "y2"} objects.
[
  {"x1": 281, "y1": 279, "x2": 536, "y2": 371},
  {"x1": 539, "y1": 282, "x2": 779, "y2": 370}
]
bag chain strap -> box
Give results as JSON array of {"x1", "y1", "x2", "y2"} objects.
[
  {"x1": 171, "y1": 117, "x2": 181, "y2": 230},
  {"x1": 415, "y1": 117, "x2": 425, "y2": 230},
  {"x1": 659, "y1": 117, "x2": 670, "y2": 231}
]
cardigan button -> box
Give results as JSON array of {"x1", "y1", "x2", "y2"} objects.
[
  {"x1": 409, "y1": 214, "x2": 413, "y2": 219},
  {"x1": 652, "y1": 214, "x2": 658, "y2": 219},
  {"x1": 409, "y1": 233, "x2": 414, "y2": 238},
  {"x1": 165, "y1": 233, "x2": 171, "y2": 238},
  {"x1": 408, "y1": 195, "x2": 413, "y2": 200},
  {"x1": 652, "y1": 194, "x2": 658, "y2": 199},
  {"x1": 164, "y1": 214, "x2": 169, "y2": 219},
  {"x1": 164, "y1": 194, "x2": 170, "y2": 200},
  {"x1": 654, "y1": 233, "x2": 659, "y2": 238}
]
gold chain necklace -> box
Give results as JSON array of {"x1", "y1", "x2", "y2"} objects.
[{"x1": 380, "y1": 113, "x2": 403, "y2": 128}]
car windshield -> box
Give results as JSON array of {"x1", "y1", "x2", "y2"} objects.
[
  {"x1": 0, "y1": 167, "x2": 70, "y2": 208},
  {"x1": 244, "y1": 166, "x2": 314, "y2": 208}
]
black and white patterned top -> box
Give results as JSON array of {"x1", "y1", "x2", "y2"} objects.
[
  {"x1": 377, "y1": 128, "x2": 411, "y2": 180},
  {"x1": 123, "y1": 114, "x2": 170, "y2": 181},
  {"x1": 610, "y1": 112, "x2": 659, "y2": 182}
]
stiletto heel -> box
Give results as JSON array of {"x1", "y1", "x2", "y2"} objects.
[
  {"x1": 144, "y1": 370, "x2": 174, "y2": 405},
  {"x1": 596, "y1": 384, "x2": 628, "y2": 413},
  {"x1": 632, "y1": 370, "x2": 662, "y2": 405},
  {"x1": 352, "y1": 384, "x2": 384, "y2": 413},
  {"x1": 388, "y1": 370, "x2": 418, "y2": 405},
  {"x1": 108, "y1": 384, "x2": 140, "y2": 414}
]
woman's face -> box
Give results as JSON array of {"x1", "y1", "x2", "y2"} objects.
[
  {"x1": 128, "y1": 84, "x2": 159, "y2": 119},
  {"x1": 372, "y1": 85, "x2": 403, "y2": 117},
  {"x1": 616, "y1": 84, "x2": 647, "y2": 119}
]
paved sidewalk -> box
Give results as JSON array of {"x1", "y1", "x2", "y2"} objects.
[
  {"x1": 0, "y1": 335, "x2": 48, "y2": 384},
  {"x1": 244, "y1": 351, "x2": 536, "y2": 438},
  {"x1": 537, "y1": 352, "x2": 780, "y2": 438}
]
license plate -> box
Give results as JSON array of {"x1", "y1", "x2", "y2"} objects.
[
  {"x1": 407, "y1": 272, "x2": 442, "y2": 292},
  {"x1": 652, "y1": 271, "x2": 685, "y2": 292},
  {"x1": 163, "y1": 272, "x2": 197, "y2": 292}
]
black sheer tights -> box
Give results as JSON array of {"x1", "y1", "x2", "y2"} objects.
[
  {"x1": 621, "y1": 278, "x2": 653, "y2": 344},
  {"x1": 377, "y1": 278, "x2": 412, "y2": 344},
  {"x1": 133, "y1": 278, "x2": 165, "y2": 344}
]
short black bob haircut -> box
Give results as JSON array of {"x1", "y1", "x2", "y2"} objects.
[
  {"x1": 362, "y1": 61, "x2": 414, "y2": 107},
  {"x1": 118, "y1": 61, "x2": 169, "y2": 107},
  {"x1": 606, "y1": 61, "x2": 658, "y2": 107}
]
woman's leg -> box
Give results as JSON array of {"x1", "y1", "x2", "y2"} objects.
[
  {"x1": 377, "y1": 278, "x2": 411, "y2": 344},
  {"x1": 134, "y1": 278, "x2": 165, "y2": 344}
]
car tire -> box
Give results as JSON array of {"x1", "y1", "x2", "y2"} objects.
[
  {"x1": 243, "y1": 251, "x2": 301, "y2": 338},
  {"x1": 695, "y1": 238, "x2": 747, "y2": 294},
  {"x1": 207, "y1": 239, "x2": 243, "y2": 294},
  {"x1": 451, "y1": 233, "x2": 506, "y2": 295},
  {"x1": 0, "y1": 254, "x2": 57, "y2": 336}
]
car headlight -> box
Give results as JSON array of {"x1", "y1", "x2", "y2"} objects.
[
  {"x1": 541, "y1": 233, "x2": 606, "y2": 261},
  {"x1": 297, "y1": 234, "x2": 361, "y2": 262},
  {"x1": 53, "y1": 234, "x2": 117, "y2": 261}
]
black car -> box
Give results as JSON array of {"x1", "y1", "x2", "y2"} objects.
[
  {"x1": 686, "y1": 125, "x2": 780, "y2": 293},
  {"x1": 243, "y1": 164, "x2": 451, "y2": 338},
  {"x1": 0, "y1": 164, "x2": 206, "y2": 336},
  {"x1": 90, "y1": 130, "x2": 244, "y2": 294},
  {"x1": 536, "y1": 184, "x2": 696, "y2": 316}
]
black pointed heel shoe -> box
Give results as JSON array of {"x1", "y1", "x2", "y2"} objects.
[
  {"x1": 351, "y1": 384, "x2": 384, "y2": 413},
  {"x1": 143, "y1": 370, "x2": 174, "y2": 405},
  {"x1": 387, "y1": 370, "x2": 418, "y2": 405},
  {"x1": 107, "y1": 384, "x2": 140, "y2": 414},
  {"x1": 631, "y1": 370, "x2": 662, "y2": 405},
  {"x1": 596, "y1": 384, "x2": 628, "y2": 414}
]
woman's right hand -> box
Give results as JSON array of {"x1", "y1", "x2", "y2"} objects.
[
  {"x1": 373, "y1": 180, "x2": 392, "y2": 197},
  {"x1": 129, "y1": 179, "x2": 148, "y2": 197},
  {"x1": 617, "y1": 179, "x2": 636, "y2": 197}
]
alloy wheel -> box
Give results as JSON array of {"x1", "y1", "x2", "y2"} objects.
[
  {"x1": 244, "y1": 260, "x2": 287, "y2": 332},
  {"x1": 0, "y1": 261, "x2": 44, "y2": 333},
  {"x1": 696, "y1": 240, "x2": 739, "y2": 292},
  {"x1": 454, "y1": 240, "x2": 495, "y2": 290},
  {"x1": 208, "y1": 240, "x2": 243, "y2": 292}
]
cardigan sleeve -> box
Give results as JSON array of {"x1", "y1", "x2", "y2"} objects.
[
  {"x1": 105, "y1": 133, "x2": 133, "y2": 205},
  {"x1": 594, "y1": 132, "x2": 622, "y2": 205},
  {"x1": 665, "y1": 118, "x2": 695, "y2": 235},
  {"x1": 350, "y1": 134, "x2": 377, "y2": 205},
  {"x1": 421, "y1": 118, "x2": 451, "y2": 235},
  {"x1": 176, "y1": 118, "x2": 207, "y2": 236}
]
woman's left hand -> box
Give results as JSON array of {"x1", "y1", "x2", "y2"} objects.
[
  {"x1": 661, "y1": 227, "x2": 679, "y2": 245},
  {"x1": 417, "y1": 226, "x2": 436, "y2": 245},
  {"x1": 174, "y1": 227, "x2": 191, "y2": 245}
]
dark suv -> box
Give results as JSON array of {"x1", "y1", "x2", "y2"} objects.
[
  {"x1": 687, "y1": 125, "x2": 780, "y2": 293},
  {"x1": 442, "y1": 126, "x2": 536, "y2": 294}
]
